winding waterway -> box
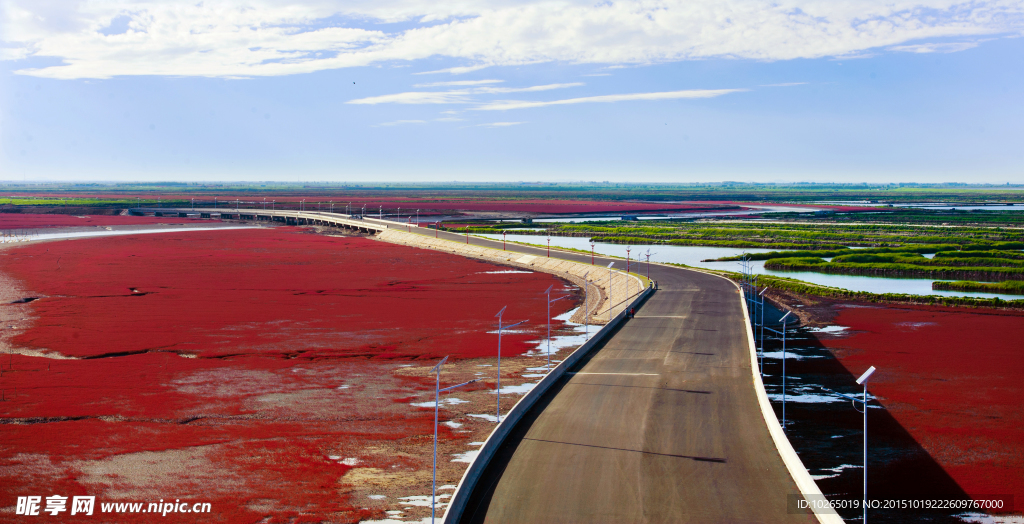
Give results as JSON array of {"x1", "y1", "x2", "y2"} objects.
[{"x1": 474, "y1": 234, "x2": 1024, "y2": 301}]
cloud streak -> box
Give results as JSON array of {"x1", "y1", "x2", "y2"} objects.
[
  {"x1": 1, "y1": 0, "x2": 1020, "y2": 79},
  {"x1": 473, "y1": 88, "x2": 747, "y2": 111},
  {"x1": 347, "y1": 83, "x2": 582, "y2": 105}
]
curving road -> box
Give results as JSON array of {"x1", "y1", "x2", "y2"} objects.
[
  {"x1": 420, "y1": 228, "x2": 819, "y2": 523},
  {"x1": 135, "y1": 210, "x2": 819, "y2": 523}
]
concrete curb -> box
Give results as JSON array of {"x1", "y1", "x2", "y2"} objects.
[
  {"x1": 441, "y1": 287, "x2": 653, "y2": 524},
  {"x1": 737, "y1": 286, "x2": 844, "y2": 524}
]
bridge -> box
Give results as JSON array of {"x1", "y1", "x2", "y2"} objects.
[{"x1": 128, "y1": 207, "x2": 407, "y2": 234}]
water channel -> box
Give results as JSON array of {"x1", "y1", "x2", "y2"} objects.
[{"x1": 474, "y1": 233, "x2": 1024, "y2": 301}]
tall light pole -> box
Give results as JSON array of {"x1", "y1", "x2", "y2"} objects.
[
  {"x1": 379, "y1": 205, "x2": 382, "y2": 219},
  {"x1": 398, "y1": 207, "x2": 401, "y2": 223},
  {"x1": 547, "y1": 235, "x2": 551, "y2": 257},
  {"x1": 758, "y1": 287, "x2": 768, "y2": 375},
  {"x1": 591, "y1": 242, "x2": 595, "y2": 265},
  {"x1": 494, "y1": 306, "x2": 526, "y2": 423},
  {"x1": 625, "y1": 246, "x2": 631, "y2": 298},
  {"x1": 582, "y1": 272, "x2": 590, "y2": 338},
  {"x1": 465, "y1": 227, "x2": 469, "y2": 244},
  {"x1": 607, "y1": 261, "x2": 615, "y2": 317},
  {"x1": 502, "y1": 231, "x2": 507, "y2": 251},
  {"x1": 416, "y1": 209, "x2": 420, "y2": 225},
  {"x1": 644, "y1": 249, "x2": 655, "y2": 280},
  {"x1": 816, "y1": 366, "x2": 877, "y2": 524},
  {"x1": 428, "y1": 356, "x2": 480, "y2": 524},
  {"x1": 856, "y1": 366, "x2": 876, "y2": 524},
  {"x1": 541, "y1": 285, "x2": 569, "y2": 370},
  {"x1": 301, "y1": 199, "x2": 305, "y2": 212}
]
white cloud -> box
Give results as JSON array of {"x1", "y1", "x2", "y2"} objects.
[
  {"x1": 889, "y1": 41, "x2": 980, "y2": 53},
  {"x1": 349, "y1": 91, "x2": 473, "y2": 105},
  {"x1": 761, "y1": 82, "x2": 808, "y2": 87},
  {"x1": 474, "y1": 88, "x2": 747, "y2": 111},
  {"x1": 1, "y1": 1, "x2": 1021, "y2": 79},
  {"x1": 374, "y1": 119, "x2": 427, "y2": 126},
  {"x1": 476, "y1": 121, "x2": 525, "y2": 127},
  {"x1": 414, "y1": 79, "x2": 504, "y2": 87},
  {"x1": 347, "y1": 83, "x2": 581, "y2": 105}
]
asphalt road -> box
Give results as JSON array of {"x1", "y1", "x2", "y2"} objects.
[
  {"x1": 138, "y1": 212, "x2": 817, "y2": 522},
  {"x1": 406, "y1": 227, "x2": 817, "y2": 524}
]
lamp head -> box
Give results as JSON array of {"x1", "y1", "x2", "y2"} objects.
[
  {"x1": 607, "y1": 262, "x2": 615, "y2": 268},
  {"x1": 429, "y1": 355, "x2": 449, "y2": 374},
  {"x1": 855, "y1": 366, "x2": 876, "y2": 385},
  {"x1": 495, "y1": 305, "x2": 507, "y2": 318},
  {"x1": 780, "y1": 311, "x2": 792, "y2": 322},
  {"x1": 759, "y1": 287, "x2": 768, "y2": 296}
]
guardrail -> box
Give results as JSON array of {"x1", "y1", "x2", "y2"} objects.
[{"x1": 442, "y1": 285, "x2": 654, "y2": 523}]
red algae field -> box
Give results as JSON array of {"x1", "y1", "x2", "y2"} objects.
[
  {"x1": 815, "y1": 302, "x2": 1024, "y2": 510},
  {"x1": 0, "y1": 228, "x2": 578, "y2": 523}
]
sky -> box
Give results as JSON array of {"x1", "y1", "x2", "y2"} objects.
[{"x1": 1, "y1": 0, "x2": 1022, "y2": 184}]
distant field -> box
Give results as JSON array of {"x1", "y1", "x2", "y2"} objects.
[{"x1": 0, "y1": 213, "x2": 203, "y2": 229}]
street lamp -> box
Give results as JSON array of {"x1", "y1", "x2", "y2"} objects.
[
  {"x1": 856, "y1": 366, "x2": 876, "y2": 524},
  {"x1": 494, "y1": 306, "x2": 526, "y2": 423},
  {"x1": 398, "y1": 207, "x2": 401, "y2": 223},
  {"x1": 607, "y1": 261, "x2": 615, "y2": 317},
  {"x1": 590, "y1": 242, "x2": 595, "y2": 265},
  {"x1": 502, "y1": 231, "x2": 507, "y2": 251},
  {"x1": 758, "y1": 287, "x2": 768, "y2": 375},
  {"x1": 428, "y1": 356, "x2": 480, "y2": 524},
  {"x1": 542, "y1": 285, "x2": 569, "y2": 370},
  {"x1": 644, "y1": 249, "x2": 656, "y2": 281},
  {"x1": 625, "y1": 246, "x2": 631, "y2": 298},
  {"x1": 301, "y1": 199, "x2": 305, "y2": 212},
  {"x1": 582, "y1": 271, "x2": 590, "y2": 338},
  {"x1": 817, "y1": 366, "x2": 877, "y2": 524},
  {"x1": 547, "y1": 235, "x2": 551, "y2": 257},
  {"x1": 379, "y1": 205, "x2": 382, "y2": 219},
  {"x1": 763, "y1": 311, "x2": 792, "y2": 428}
]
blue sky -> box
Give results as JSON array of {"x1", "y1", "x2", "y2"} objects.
[{"x1": 1, "y1": 0, "x2": 1022, "y2": 183}]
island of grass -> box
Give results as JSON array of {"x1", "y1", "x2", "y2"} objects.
[{"x1": 932, "y1": 280, "x2": 1024, "y2": 295}]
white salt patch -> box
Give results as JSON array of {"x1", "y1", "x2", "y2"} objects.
[
  {"x1": 767, "y1": 392, "x2": 844, "y2": 404},
  {"x1": 337, "y1": 385, "x2": 350, "y2": 389},
  {"x1": 522, "y1": 373, "x2": 547, "y2": 378},
  {"x1": 526, "y1": 366, "x2": 553, "y2": 371},
  {"x1": 368, "y1": 494, "x2": 386, "y2": 500},
  {"x1": 328, "y1": 455, "x2": 341, "y2": 460},
  {"x1": 396, "y1": 494, "x2": 450, "y2": 507},
  {"x1": 958, "y1": 513, "x2": 1024, "y2": 524},
  {"x1": 896, "y1": 321, "x2": 936, "y2": 329},
  {"x1": 761, "y1": 351, "x2": 820, "y2": 360},
  {"x1": 476, "y1": 364, "x2": 492, "y2": 367},
  {"x1": 498, "y1": 382, "x2": 538, "y2": 395},
  {"x1": 341, "y1": 457, "x2": 359, "y2": 466},
  {"x1": 452, "y1": 450, "x2": 480, "y2": 463},
  {"x1": 807, "y1": 325, "x2": 849, "y2": 334},
  {"x1": 437, "y1": 485, "x2": 457, "y2": 490},
  {"x1": 411, "y1": 397, "x2": 469, "y2": 408},
  {"x1": 361, "y1": 517, "x2": 432, "y2": 524},
  {"x1": 443, "y1": 421, "x2": 462, "y2": 428},
  {"x1": 469, "y1": 442, "x2": 485, "y2": 446},
  {"x1": 468, "y1": 413, "x2": 499, "y2": 423},
  {"x1": 385, "y1": 510, "x2": 402, "y2": 516}
]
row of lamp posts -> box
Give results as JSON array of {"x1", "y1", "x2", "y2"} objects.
[{"x1": 741, "y1": 252, "x2": 877, "y2": 524}]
